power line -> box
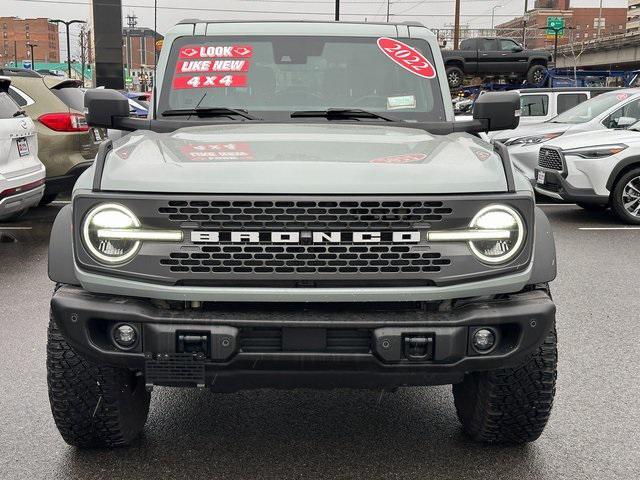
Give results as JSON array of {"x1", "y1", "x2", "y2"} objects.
[{"x1": 5, "y1": 0, "x2": 521, "y2": 17}]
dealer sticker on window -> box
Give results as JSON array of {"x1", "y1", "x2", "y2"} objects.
[
  {"x1": 387, "y1": 95, "x2": 416, "y2": 110},
  {"x1": 377, "y1": 37, "x2": 436, "y2": 79},
  {"x1": 172, "y1": 44, "x2": 253, "y2": 89}
]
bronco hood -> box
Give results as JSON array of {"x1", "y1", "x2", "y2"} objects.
[{"x1": 99, "y1": 123, "x2": 508, "y2": 194}]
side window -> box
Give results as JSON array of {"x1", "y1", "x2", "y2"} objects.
[
  {"x1": 7, "y1": 86, "x2": 34, "y2": 107},
  {"x1": 603, "y1": 99, "x2": 640, "y2": 129},
  {"x1": 520, "y1": 94, "x2": 548, "y2": 117},
  {"x1": 460, "y1": 39, "x2": 473, "y2": 51},
  {"x1": 557, "y1": 93, "x2": 588, "y2": 114},
  {"x1": 479, "y1": 39, "x2": 496, "y2": 51},
  {"x1": 0, "y1": 92, "x2": 20, "y2": 119},
  {"x1": 499, "y1": 39, "x2": 519, "y2": 52}
]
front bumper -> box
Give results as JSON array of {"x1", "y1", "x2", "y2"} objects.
[
  {"x1": 534, "y1": 169, "x2": 607, "y2": 204},
  {"x1": 51, "y1": 285, "x2": 555, "y2": 391}
]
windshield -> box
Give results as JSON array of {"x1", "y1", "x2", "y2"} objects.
[
  {"x1": 550, "y1": 91, "x2": 631, "y2": 124},
  {"x1": 159, "y1": 35, "x2": 446, "y2": 122}
]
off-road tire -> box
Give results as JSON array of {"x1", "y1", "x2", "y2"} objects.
[
  {"x1": 39, "y1": 193, "x2": 58, "y2": 206},
  {"x1": 446, "y1": 66, "x2": 464, "y2": 89},
  {"x1": 452, "y1": 318, "x2": 557, "y2": 444},
  {"x1": 47, "y1": 318, "x2": 150, "y2": 448},
  {"x1": 611, "y1": 167, "x2": 640, "y2": 225},
  {"x1": 526, "y1": 65, "x2": 547, "y2": 85},
  {"x1": 576, "y1": 202, "x2": 608, "y2": 212}
]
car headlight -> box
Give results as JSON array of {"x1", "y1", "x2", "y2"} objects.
[
  {"x1": 82, "y1": 204, "x2": 142, "y2": 264},
  {"x1": 504, "y1": 132, "x2": 564, "y2": 146},
  {"x1": 468, "y1": 205, "x2": 525, "y2": 264},
  {"x1": 562, "y1": 144, "x2": 628, "y2": 159},
  {"x1": 427, "y1": 205, "x2": 526, "y2": 264}
]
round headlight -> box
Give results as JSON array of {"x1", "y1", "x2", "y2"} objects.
[
  {"x1": 468, "y1": 205, "x2": 525, "y2": 264},
  {"x1": 82, "y1": 203, "x2": 141, "y2": 264}
]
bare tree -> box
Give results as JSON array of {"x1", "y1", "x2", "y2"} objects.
[
  {"x1": 561, "y1": 31, "x2": 587, "y2": 85},
  {"x1": 77, "y1": 24, "x2": 89, "y2": 86}
]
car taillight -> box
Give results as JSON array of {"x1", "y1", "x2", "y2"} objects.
[{"x1": 38, "y1": 113, "x2": 89, "y2": 132}]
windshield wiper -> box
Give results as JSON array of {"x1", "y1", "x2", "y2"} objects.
[
  {"x1": 12, "y1": 110, "x2": 26, "y2": 117},
  {"x1": 162, "y1": 107, "x2": 259, "y2": 120},
  {"x1": 290, "y1": 108, "x2": 397, "y2": 122}
]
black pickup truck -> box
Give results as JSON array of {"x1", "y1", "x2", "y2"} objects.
[{"x1": 442, "y1": 37, "x2": 552, "y2": 88}]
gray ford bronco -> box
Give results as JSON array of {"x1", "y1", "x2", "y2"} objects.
[{"x1": 47, "y1": 20, "x2": 557, "y2": 448}]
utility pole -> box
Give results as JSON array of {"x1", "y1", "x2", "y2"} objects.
[
  {"x1": 453, "y1": 0, "x2": 461, "y2": 50},
  {"x1": 386, "y1": 0, "x2": 391, "y2": 22},
  {"x1": 49, "y1": 19, "x2": 86, "y2": 78},
  {"x1": 522, "y1": 0, "x2": 529, "y2": 47},
  {"x1": 79, "y1": 27, "x2": 86, "y2": 84},
  {"x1": 597, "y1": 0, "x2": 603, "y2": 39},
  {"x1": 13, "y1": 41, "x2": 17, "y2": 67},
  {"x1": 335, "y1": 0, "x2": 339, "y2": 21},
  {"x1": 26, "y1": 43, "x2": 37, "y2": 69}
]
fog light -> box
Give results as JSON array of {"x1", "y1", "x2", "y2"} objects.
[
  {"x1": 113, "y1": 324, "x2": 137, "y2": 349},
  {"x1": 472, "y1": 328, "x2": 496, "y2": 352}
]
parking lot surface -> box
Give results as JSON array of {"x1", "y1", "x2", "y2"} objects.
[{"x1": 1, "y1": 202, "x2": 639, "y2": 480}]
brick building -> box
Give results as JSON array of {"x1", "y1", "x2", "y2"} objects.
[
  {"x1": 0, "y1": 17, "x2": 60, "y2": 66},
  {"x1": 496, "y1": 1, "x2": 628, "y2": 49},
  {"x1": 629, "y1": 0, "x2": 640, "y2": 33}
]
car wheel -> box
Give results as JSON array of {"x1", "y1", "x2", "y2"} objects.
[
  {"x1": 47, "y1": 317, "x2": 150, "y2": 448},
  {"x1": 446, "y1": 66, "x2": 464, "y2": 89},
  {"x1": 39, "y1": 193, "x2": 58, "y2": 206},
  {"x1": 611, "y1": 167, "x2": 640, "y2": 224},
  {"x1": 453, "y1": 296, "x2": 557, "y2": 444},
  {"x1": 526, "y1": 65, "x2": 547, "y2": 85}
]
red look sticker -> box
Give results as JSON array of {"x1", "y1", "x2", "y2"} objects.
[
  {"x1": 370, "y1": 153, "x2": 427, "y2": 164},
  {"x1": 176, "y1": 59, "x2": 250, "y2": 73},
  {"x1": 377, "y1": 38, "x2": 436, "y2": 79},
  {"x1": 180, "y1": 143, "x2": 254, "y2": 161},
  {"x1": 179, "y1": 45, "x2": 253, "y2": 59},
  {"x1": 172, "y1": 75, "x2": 248, "y2": 89}
]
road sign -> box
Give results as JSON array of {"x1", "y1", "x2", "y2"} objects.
[{"x1": 546, "y1": 16, "x2": 565, "y2": 37}]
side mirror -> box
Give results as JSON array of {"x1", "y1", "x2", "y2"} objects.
[
  {"x1": 84, "y1": 89, "x2": 129, "y2": 129},
  {"x1": 0, "y1": 75, "x2": 10, "y2": 93},
  {"x1": 473, "y1": 91, "x2": 520, "y2": 132},
  {"x1": 616, "y1": 116, "x2": 637, "y2": 128},
  {"x1": 512, "y1": 45, "x2": 524, "y2": 53}
]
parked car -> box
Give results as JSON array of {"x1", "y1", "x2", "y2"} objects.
[
  {"x1": 442, "y1": 37, "x2": 552, "y2": 88},
  {"x1": 535, "y1": 126, "x2": 640, "y2": 223},
  {"x1": 47, "y1": 20, "x2": 558, "y2": 448},
  {"x1": 0, "y1": 76, "x2": 45, "y2": 221},
  {"x1": 5, "y1": 71, "x2": 106, "y2": 204},
  {"x1": 494, "y1": 89, "x2": 640, "y2": 183},
  {"x1": 124, "y1": 92, "x2": 150, "y2": 117}
]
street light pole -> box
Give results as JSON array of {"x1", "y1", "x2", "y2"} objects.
[
  {"x1": 335, "y1": 0, "x2": 339, "y2": 21},
  {"x1": 491, "y1": 4, "x2": 504, "y2": 30},
  {"x1": 49, "y1": 19, "x2": 85, "y2": 78},
  {"x1": 597, "y1": 0, "x2": 603, "y2": 39},
  {"x1": 522, "y1": 0, "x2": 529, "y2": 47},
  {"x1": 386, "y1": 0, "x2": 391, "y2": 23}
]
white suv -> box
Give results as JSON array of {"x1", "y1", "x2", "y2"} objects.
[
  {"x1": 0, "y1": 77, "x2": 45, "y2": 221},
  {"x1": 535, "y1": 125, "x2": 640, "y2": 224}
]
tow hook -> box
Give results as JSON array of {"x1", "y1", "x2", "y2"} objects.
[{"x1": 403, "y1": 336, "x2": 434, "y2": 361}]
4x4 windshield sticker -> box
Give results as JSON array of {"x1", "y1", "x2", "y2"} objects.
[
  {"x1": 173, "y1": 44, "x2": 253, "y2": 89},
  {"x1": 178, "y1": 142, "x2": 254, "y2": 161},
  {"x1": 377, "y1": 38, "x2": 436, "y2": 79}
]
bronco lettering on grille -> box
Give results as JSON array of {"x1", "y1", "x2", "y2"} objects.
[{"x1": 190, "y1": 231, "x2": 422, "y2": 244}]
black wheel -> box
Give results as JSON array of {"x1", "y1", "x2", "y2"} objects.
[
  {"x1": 576, "y1": 202, "x2": 608, "y2": 211},
  {"x1": 47, "y1": 318, "x2": 150, "y2": 448},
  {"x1": 526, "y1": 65, "x2": 547, "y2": 85},
  {"x1": 453, "y1": 314, "x2": 557, "y2": 444},
  {"x1": 446, "y1": 66, "x2": 464, "y2": 89},
  {"x1": 611, "y1": 168, "x2": 640, "y2": 224},
  {"x1": 39, "y1": 193, "x2": 58, "y2": 206}
]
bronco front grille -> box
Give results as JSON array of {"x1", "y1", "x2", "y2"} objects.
[
  {"x1": 158, "y1": 199, "x2": 453, "y2": 230},
  {"x1": 160, "y1": 244, "x2": 451, "y2": 275},
  {"x1": 538, "y1": 148, "x2": 564, "y2": 171}
]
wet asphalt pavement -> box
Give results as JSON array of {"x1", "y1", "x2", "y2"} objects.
[{"x1": 0, "y1": 202, "x2": 639, "y2": 480}]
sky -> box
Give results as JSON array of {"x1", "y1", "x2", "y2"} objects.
[{"x1": 0, "y1": 0, "x2": 629, "y2": 59}]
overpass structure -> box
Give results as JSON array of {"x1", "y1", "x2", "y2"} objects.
[{"x1": 555, "y1": 33, "x2": 640, "y2": 70}]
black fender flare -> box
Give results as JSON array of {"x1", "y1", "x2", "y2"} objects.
[
  {"x1": 606, "y1": 155, "x2": 640, "y2": 191},
  {"x1": 530, "y1": 207, "x2": 557, "y2": 284},
  {"x1": 526, "y1": 56, "x2": 549, "y2": 70},
  {"x1": 48, "y1": 204, "x2": 79, "y2": 285},
  {"x1": 444, "y1": 57, "x2": 465, "y2": 70}
]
